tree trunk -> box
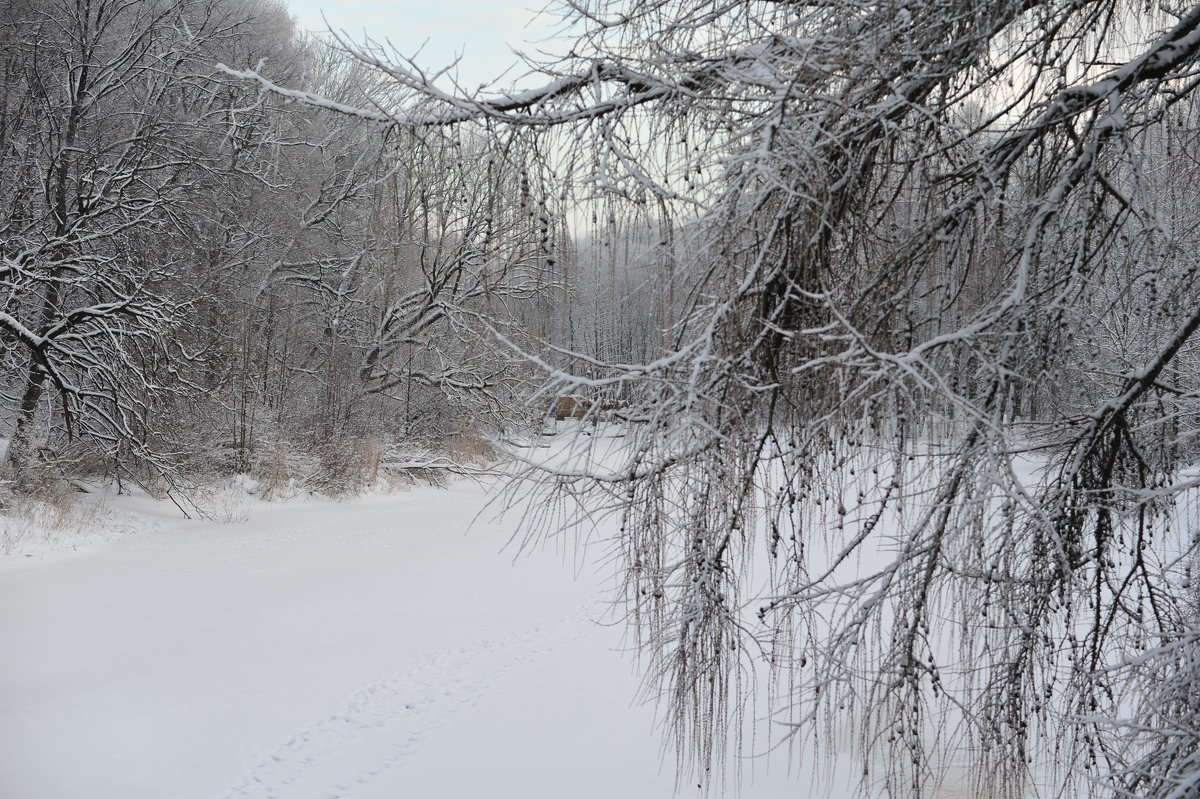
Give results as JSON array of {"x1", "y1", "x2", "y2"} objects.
[{"x1": 6, "y1": 359, "x2": 49, "y2": 471}]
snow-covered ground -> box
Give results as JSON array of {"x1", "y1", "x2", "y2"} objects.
[{"x1": 1, "y1": 472, "x2": 819, "y2": 799}]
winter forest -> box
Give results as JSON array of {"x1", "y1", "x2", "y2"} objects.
[{"x1": 4, "y1": 0, "x2": 1200, "y2": 797}]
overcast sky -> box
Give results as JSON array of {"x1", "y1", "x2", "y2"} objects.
[{"x1": 283, "y1": 1, "x2": 566, "y2": 89}]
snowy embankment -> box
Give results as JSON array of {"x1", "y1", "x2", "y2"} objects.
[{"x1": 0, "y1": 455, "x2": 810, "y2": 799}]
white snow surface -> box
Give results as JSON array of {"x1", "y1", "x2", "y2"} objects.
[{"x1": 0, "y1": 472, "x2": 822, "y2": 799}]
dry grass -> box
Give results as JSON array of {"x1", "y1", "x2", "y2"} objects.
[
  {"x1": 0, "y1": 468, "x2": 103, "y2": 556},
  {"x1": 449, "y1": 424, "x2": 495, "y2": 467},
  {"x1": 309, "y1": 439, "x2": 384, "y2": 497},
  {"x1": 254, "y1": 444, "x2": 304, "y2": 502}
]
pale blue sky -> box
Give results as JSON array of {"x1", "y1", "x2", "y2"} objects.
[{"x1": 284, "y1": 0, "x2": 566, "y2": 88}]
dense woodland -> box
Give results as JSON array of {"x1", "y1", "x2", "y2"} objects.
[
  {"x1": 6, "y1": 0, "x2": 1200, "y2": 797},
  {"x1": 0, "y1": 0, "x2": 657, "y2": 497}
]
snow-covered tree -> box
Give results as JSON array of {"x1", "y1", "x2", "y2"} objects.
[
  {"x1": 229, "y1": 1, "x2": 1200, "y2": 795},
  {"x1": 0, "y1": 0, "x2": 310, "y2": 484}
]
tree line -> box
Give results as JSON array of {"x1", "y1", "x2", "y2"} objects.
[{"x1": 0, "y1": 0, "x2": 653, "y2": 498}]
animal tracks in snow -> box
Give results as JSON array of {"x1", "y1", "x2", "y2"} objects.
[{"x1": 222, "y1": 603, "x2": 601, "y2": 799}]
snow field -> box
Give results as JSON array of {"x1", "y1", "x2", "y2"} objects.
[{"x1": 1, "y1": 475, "x2": 811, "y2": 798}]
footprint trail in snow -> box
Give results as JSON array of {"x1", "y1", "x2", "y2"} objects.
[{"x1": 222, "y1": 603, "x2": 601, "y2": 799}]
